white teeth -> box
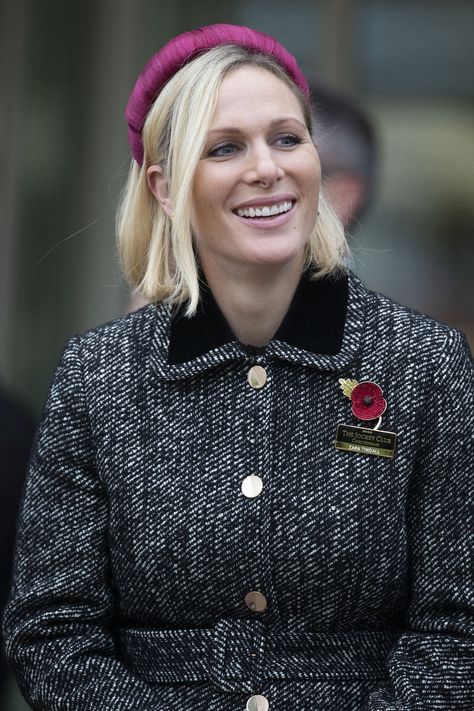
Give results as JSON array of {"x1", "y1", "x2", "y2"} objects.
[{"x1": 235, "y1": 201, "x2": 293, "y2": 218}]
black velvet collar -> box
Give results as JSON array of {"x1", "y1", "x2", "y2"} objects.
[{"x1": 168, "y1": 270, "x2": 349, "y2": 365}]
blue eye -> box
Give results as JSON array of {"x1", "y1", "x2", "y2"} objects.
[
  {"x1": 276, "y1": 134, "x2": 302, "y2": 147},
  {"x1": 209, "y1": 143, "x2": 238, "y2": 157}
]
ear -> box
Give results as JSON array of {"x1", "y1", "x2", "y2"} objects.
[{"x1": 147, "y1": 165, "x2": 174, "y2": 218}]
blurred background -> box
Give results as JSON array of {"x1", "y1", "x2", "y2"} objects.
[{"x1": 1, "y1": 0, "x2": 473, "y2": 708}]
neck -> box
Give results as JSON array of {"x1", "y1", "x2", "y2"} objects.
[{"x1": 200, "y1": 256, "x2": 306, "y2": 347}]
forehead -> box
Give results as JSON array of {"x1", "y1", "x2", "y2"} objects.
[{"x1": 210, "y1": 65, "x2": 305, "y2": 128}]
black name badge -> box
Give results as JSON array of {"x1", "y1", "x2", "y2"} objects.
[{"x1": 335, "y1": 423, "x2": 397, "y2": 459}]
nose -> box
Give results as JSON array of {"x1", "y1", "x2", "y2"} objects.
[{"x1": 243, "y1": 141, "x2": 284, "y2": 188}]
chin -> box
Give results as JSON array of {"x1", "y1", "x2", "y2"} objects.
[{"x1": 243, "y1": 242, "x2": 307, "y2": 267}]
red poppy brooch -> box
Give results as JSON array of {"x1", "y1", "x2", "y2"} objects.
[{"x1": 335, "y1": 378, "x2": 397, "y2": 459}]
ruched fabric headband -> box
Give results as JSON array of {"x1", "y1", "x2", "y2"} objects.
[{"x1": 125, "y1": 23, "x2": 310, "y2": 166}]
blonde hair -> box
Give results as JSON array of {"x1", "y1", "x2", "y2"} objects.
[{"x1": 117, "y1": 45, "x2": 349, "y2": 315}]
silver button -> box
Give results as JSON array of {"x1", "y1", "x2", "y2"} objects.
[
  {"x1": 244, "y1": 591, "x2": 267, "y2": 612},
  {"x1": 247, "y1": 365, "x2": 267, "y2": 389},
  {"x1": 241, "y1": 475, "x2": 263, "y2": 498},
  {"x1": 246, "y1": 695, "x2": 269, "y2": 711}
]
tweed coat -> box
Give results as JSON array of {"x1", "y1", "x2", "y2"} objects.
[{"x1": 3, "y1": 270, "x2": 474, "y2": 711}]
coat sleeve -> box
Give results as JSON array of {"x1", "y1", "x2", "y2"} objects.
[
  {"x1": 366, "y1": 330, "x2": 474, "y2": 710},
  {"x1": 2, "y1": 336, "x2": 166, "y2": 710}
]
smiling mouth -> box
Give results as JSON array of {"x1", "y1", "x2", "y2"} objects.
[{"x1": 233, "y1": 200, "x2": 294, "y2": 219}]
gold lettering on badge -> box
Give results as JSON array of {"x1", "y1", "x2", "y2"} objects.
[{"x1": 334, "y1": 423, "x2": 397, "y2": 459}]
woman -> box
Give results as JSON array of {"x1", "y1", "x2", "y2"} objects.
[{"x1": 4, "y1": 24, "x2": 473, "y2": 711}]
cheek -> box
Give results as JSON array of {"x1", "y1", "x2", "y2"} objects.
[
  {"x1": 304, "y1": 146, "x2": 321, "y2": 174},
  {"x1": 306, "y1": 155, "x2": 322, "y2": 187},
  {"x1": 192, "y1": 169, "x2": 229, "y2": 217}
]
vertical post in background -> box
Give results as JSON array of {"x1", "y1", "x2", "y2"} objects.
[
  {"x1": 64, "y1": 0, "x2": 141, "y2": 332},
  {"x1": 321, "y1": 0, "x2": 357, "y2": 94},
  {"x1": 59, "y1": 0, "x2": 185, "y2": 333},
  {"x1": 0, "y1": 0, "x2": 29, "y2": 383}
]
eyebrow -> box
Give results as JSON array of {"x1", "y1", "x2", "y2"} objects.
[{"x1": 206, "y1": 117, "x2": 307, "y2": 140}]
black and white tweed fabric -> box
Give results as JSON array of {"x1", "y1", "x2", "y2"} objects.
[{"x1": 3, "y1": 271, "x2": 474, "y2": 710}]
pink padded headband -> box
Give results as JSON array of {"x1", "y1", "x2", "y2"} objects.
[{"x1": 125, "y1": 23, "x2": 310, "y2": 165}]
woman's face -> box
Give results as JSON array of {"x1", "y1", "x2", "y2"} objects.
[{"x1": 191, "y1": 65, "x2": 321, "y2": 277}]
